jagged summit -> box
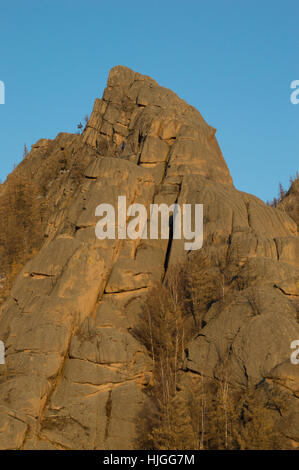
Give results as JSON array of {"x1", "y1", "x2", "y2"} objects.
[
  {"x1": 108, "y1": 65, "x2": 159, "y2": 87},
  {"x1": 82, "y1": 65, "x2": 233, "y2": 185}
]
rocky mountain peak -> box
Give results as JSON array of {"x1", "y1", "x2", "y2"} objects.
[
  {"x1": 0, "y1": 67, "x2": 298, "y2": 450},
  {"x1": 83, "y1": 65, "x2": 233, "y2": 185}
]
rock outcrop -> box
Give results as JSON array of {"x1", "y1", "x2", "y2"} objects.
[
  {"x1": 0, "y1": 66, "x2": 298, "y2": 449},
  {"x1": 278, "y1": 177, "x2": 299, "y2": 228}
]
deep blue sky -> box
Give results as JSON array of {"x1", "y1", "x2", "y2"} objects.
[{"x1": 0, "y1": 0, "x2": 298, "y2": 202}]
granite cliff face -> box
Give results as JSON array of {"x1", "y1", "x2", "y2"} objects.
[{"x1": 0, "y1": 66, "x2": 298, "y2": 449}]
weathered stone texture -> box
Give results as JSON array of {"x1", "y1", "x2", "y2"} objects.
[{"x1": 0, "y1": 66, "x2": 298, "y2": 449}]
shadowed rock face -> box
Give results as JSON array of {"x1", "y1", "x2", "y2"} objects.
[{"x1": 0, "y1": 66, "x2": 298, "y2": 449}]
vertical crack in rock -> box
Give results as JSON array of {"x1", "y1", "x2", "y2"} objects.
[{"x1": 104, "y1": 390, "x2": 112, "y2": 442}]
